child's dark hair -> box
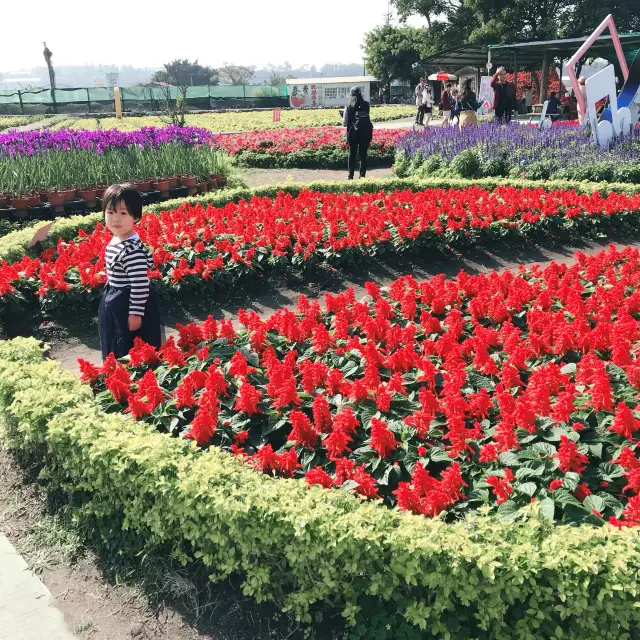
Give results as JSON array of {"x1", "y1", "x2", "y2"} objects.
[{"x1": 102, "y1": 183, "x2": 143, "y2": 221}]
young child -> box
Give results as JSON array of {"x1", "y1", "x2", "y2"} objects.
[{"x1": 99, "y1": 183, "x2": 162, "y2": 361}]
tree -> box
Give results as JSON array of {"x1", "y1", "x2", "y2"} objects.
[
  {"x1": 391, "y1": 0, "x2": 457, "y2": 30},
  {"x1": 219, "y1": 64, "x2": 255, "y2": 85},
  {"x1": 564, "y1": 0, "x2": 640, "y2": 36},
  {"x1": 264, "y1": 63, "x2": 295, "y2": 85},
  {"x1": 363, "y1": 24, "x2": 436, "y2": 88},
  {"x1": 152, "y1": 59, "x2": 218, "y2": 86}
]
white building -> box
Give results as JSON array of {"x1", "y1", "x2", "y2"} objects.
[{"x1": 285, "y1": 76, "x2": 377, "y2": 108}]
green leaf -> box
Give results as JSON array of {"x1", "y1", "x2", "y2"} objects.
[
  {"x1": 584, "y1": 495, "x2": 606, "y2": 514},
  {"x1": 598, "y1": 462, "x2": 625, "y2": 481},
  {"x1": 562, "y1": 472, "x2": 580, "y2": 492},
  {"x1": 540, "y1": 498, "x2": 555, "y2": 521},
  {"x1": 516, "y1": 482, "x2": 537, "y2": 497},
  {"x1": 588, "y1": 442, "x2": 603, "y2": 459},
  {"x1": 467, "y1": 371, "x2": 494, "y2": 390},
  {"x1": 497, "y1": 500, "x2": 520, "y2": 520},
  {"x1": 262, "y1": 416, "x2": 289, "y2": 437},
  {"x1": 499, "y1": 451, "x2": 521, "y2": 467},
  {"x1": 531, "y1": 442, "x2": 556, "y2": 457},
  {"x1": 552, "y1": 489, "x2": 582, "y2": 507},
  {"x1": 515, "y1": 466, "x2": 541, "y2": 480}
]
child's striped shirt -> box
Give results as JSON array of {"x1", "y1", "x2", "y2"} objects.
[{"x1": 104, "y1": 233, "x2": 153, "y2": 316}]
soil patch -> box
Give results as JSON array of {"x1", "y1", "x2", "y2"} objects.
[
  {"x1": 240, "y1": 167, "x2": 393, "y2": 187},
  {"x1": 0, "y1": 447, "x2": 337, "y2": 640}
]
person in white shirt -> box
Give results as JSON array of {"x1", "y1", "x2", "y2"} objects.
[
  {"x1": 524, "y1": 87, "x2": 533, "y2": 112},
  {"x1": 422, "y1": 83, "x2": 434, "y2": 126},
  {"x1": 414, "y1": 78, "x2": 426, "y2": 124}
]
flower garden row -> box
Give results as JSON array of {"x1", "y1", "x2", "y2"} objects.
[
  {"x1": 53, "y1": 106, "x2": 416, "y2": 133},
  {"x1": 215, "y1": 126, "x2": 403, "y2": 168},
  {"x1": 396, "y1": 122, "x2": 640, "y2": 184},
  {"x1": 0, "y1": 126, "x2": 231, "y2": 203},
  {"x1": 3, "y1": 184, "x2": 640, "y2": 320},
  {"x1": 79, "y1": 244, "x2": 640, "y2": 527}
]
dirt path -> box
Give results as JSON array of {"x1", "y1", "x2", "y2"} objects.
[
  {"x1": 11, "y1": 115, "x2": 69, "y2": 131},
  {"x1": 0, "y1": 446, "x2": 326, "y2": 640},
  {"x1": 240, "y1": 167, "x2": 394, "y2": 187}
]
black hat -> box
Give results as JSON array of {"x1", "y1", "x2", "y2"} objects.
[{"x1": 350, "y1": 86, "x2": 361, "y2": 96}]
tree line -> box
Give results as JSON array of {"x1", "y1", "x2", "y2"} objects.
[{"x1": 363, "y1": 0, "x2": 640, "y2": 93}]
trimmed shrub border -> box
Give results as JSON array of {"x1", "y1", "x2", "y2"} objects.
[
  {"x1": 1, "y1": 338, "x2": 640, "y2": 638},
  {"x1": 231, "y1": 148, "x2": 394, "y2": 169},
  {"x1": 3, "y1": 175, "x2": 640, "y2": 264}
]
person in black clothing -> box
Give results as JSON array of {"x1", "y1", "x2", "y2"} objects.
[
  {"x1": 491, "y1": 66, "x2": 516, "y2": 123},
  {"x1": 546, "y1": 92, "x2": 561, "y2": 120},
  {"x1": 343, "y1": 86, "x2": 373, "y2": 179}
]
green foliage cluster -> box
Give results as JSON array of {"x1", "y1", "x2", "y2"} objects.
[{"x1": 395, "y1": 149, "x2": 640, "y2": 185}]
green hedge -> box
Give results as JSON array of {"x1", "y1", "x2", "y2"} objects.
[
  {"x1": 1, "y1": 338, "x2": 640, "y2": 639},
  {"x1": 3, "y1": 175, "x2": 640, "y2": 265},
  {"x1": 232, "y1": 149, "x2": 394, "y2": 169}
]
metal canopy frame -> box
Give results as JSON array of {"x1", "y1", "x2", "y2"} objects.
[
  {"x1": 488, "y1": 32, "x2": 640, "y2": 68},
  {"x1": 413, "y1": 45, "x2": 487, "y2": 73},
  {"x1": 415, "y1": 33, "x2": 640, "y2": 74}
]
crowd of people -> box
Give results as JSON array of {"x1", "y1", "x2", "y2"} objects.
[
  {"x1": 414, "y1": 76, "x2": 484, "y2": 128},
  {"x1": 413, "y1": 65, "x2": 585, "y2": 129}
]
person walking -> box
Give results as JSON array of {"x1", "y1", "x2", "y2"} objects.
[
  {"x1": 422, "y1": 82, "x2": 434, "y2": 126},
  {"x1": 524, "y1": 86, "x2": 533, "y2": 113},
  {"x1": 414, "y1": 78, "x2": 426, "y2": 125},
  {"x1": 450, "y1": 88, "x2": 460, "y2": 126},
  {"x1": 343, "y1": 86, "x2": 373, "y2": 180},
  {"x1": 491, "y1": 66, "x2": 516, "y2": 123},
  {"x1": 440, "y1": 84, "x2": 452, "y2": 126},
  {"x1": 458, "y1": 79, "x2": 479, "y2": 129},
  {"x1": 577, "y1": 76, "x2": 588, "y2": 125}
]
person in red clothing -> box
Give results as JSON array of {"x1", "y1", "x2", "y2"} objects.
[
  {"x1": 440, "y1": 84, "x2": 452, "y2": 126},
  {"x1": 491, "y1": 66, "x2": 516, "y2": 123}
]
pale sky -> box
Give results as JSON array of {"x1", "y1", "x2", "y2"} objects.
[{"x1": 1, "y1": 0, "x2": 426, "y2": 71}]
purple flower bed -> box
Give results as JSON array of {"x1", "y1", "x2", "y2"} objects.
[
  {"x1": 395, "y1": 122, "x2": 640, "y2": 182},
  {"x1": 0, "y1": 126, "x2": 214, "y2": 157}
]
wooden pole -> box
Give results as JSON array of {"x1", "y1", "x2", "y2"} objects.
[{"x1": 113, "y1": 86, "x2": 123, "y2": 120}]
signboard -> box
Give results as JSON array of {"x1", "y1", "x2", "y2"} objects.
[
  {"x1": 311, "y1": 84, "x2": 318, "y2": 107},
  {"x1": 106, "y1": 72, "x2": 119, "y2": 87},
  {"x1": 28, "y1": 221, "x2": 54, "y2": 249},
  {"x1": 289, "y1": 84, "x2": 310, "y2": 108},
  {"x1": 272, "y1": 108, "x2": 281, "y2": 122},
  {"x1": 478, "y1": 76, "x2": 493, "y2": 114}
]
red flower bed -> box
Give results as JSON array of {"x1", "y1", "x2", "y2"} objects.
[
  {"x1": 2, "y1": 186, "x2": 640, "y2": 316},
  {"x1": 507, "y1": 70, "x2": 561, "y2": 102},
  {"x1": 215, "y1": 126, "x2": 404, "y2": 156},
  {"x1": 83, "y1": 245, "x2": 640, "y2": 526}
]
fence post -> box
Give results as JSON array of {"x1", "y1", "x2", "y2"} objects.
[
  {"x1": 86, "y1": 88, "x2": 92, "y2": 113},
  {"x1": 208, "y1": 83, "x2": 211, "y2": 110},
  {"x1": 113, "y1": 87, "x2": 123, "y2": 120},
  {"x1": 243, "y1": 83, "x2": 246, "y2": 105},
  {"x1": 17, "y1": 91, "x2": 24, "y2": 115}
]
